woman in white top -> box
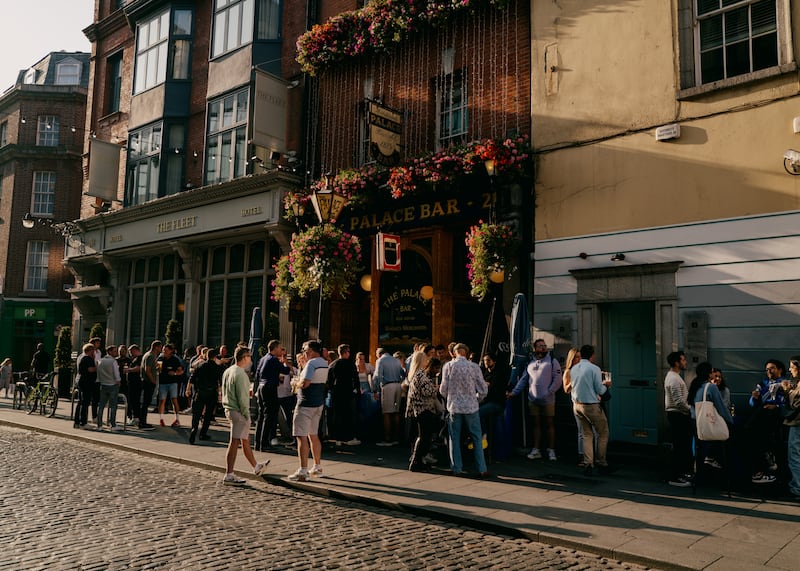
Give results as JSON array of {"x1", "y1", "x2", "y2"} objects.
[{"x1": 0, "y1": 358, "x2": 12, "y2": 398}]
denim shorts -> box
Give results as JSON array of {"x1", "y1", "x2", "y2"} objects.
[{"x1": 158, "y1": 382, "x2": 178, "y2": 400}]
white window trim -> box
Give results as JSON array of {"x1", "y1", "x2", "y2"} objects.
[
  {"x1": 680, "y1": 0, "x2": 793, "y2": 93},
  {"x1": 436, "y1": 69, "x2": 468, "y2": 150},
  {"x1": 134, "y1": 8, "x2": 170, "y2": 94},
  {"x1": 36, "y1": 116, "x2": 59, "y2": 146},
  {"x1": 24, "y1": 241, "x2": 49, "y2": 293},
  {"x1": 55, "y1": 59, "x2": 82, "y2": 85},
  {"x1": 31, "y1": 171, "x2": 56, "y2": 217},
  {"x1": 212, "y1": 0, "x2": 255, "y2": 58}
]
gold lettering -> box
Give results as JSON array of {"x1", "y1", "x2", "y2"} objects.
[
  {"x1": 381, "y1": 211, "x2": 393, "y2": 226},
  {"x1": 404, "y1": 207, "x2": 414, "y2": 221},
  {"x1": 419, "y1": 204, "x2": 431, "y2": 219},
  {"x1": 446, "y1": 199, "x2": 460, "y2": 215},
  {"x1": 431, "y1": 201, "x2": 445, "y2": 217},
  {"x1": 392, "y1": 209, "x2": 403, "y2": 224}
]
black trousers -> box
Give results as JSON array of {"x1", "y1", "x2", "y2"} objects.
[
  {"x1": 140, "y1": 381, "x2": 156, "y2": 425},
  {"x1": 90, "y1": 382, "x2": 100, "y2": 421},
  {"x1": 255, "y1": 383, "x2": 279, "y2": 449},
  {"x1": 331, "y1": 391, "x2": 356, "y2": 442},
  {"x1": 667, "y1": 410, "x2": 694, "y2": 479},
  {"x1": 74, "y1": 378, "x2": 94, "y2": 426},
  {"x1": 409, "y1": 410, "x2": 438, "y2": 468},
  {"x1": 191, "y1": 391, "x2": 218, "y2": 436},
  {"x1": 127, "y1": 377, "x2": 142, "y2": 420}
]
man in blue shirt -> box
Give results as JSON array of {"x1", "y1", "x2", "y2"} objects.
[
  {"x1": 254, "y1": 340, "x2": 291, "y2": 451},
  {"x1": 569, "y1": 345, "x2": 611, "y2": 475},
  {"x1": 288, "y1": 340, "x2": 328, "y2": 482},
  {"x1": 374, "y1": 347, "x2": 405, "y2": 446}
]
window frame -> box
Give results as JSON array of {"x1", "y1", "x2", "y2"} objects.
[
  {"x1": 212, "y1": 0, "x2": 255, "y2": 58},
  {"x1": 204, "y1": 87, "x2": 249, "y2": 185},
  {"x1": 0, "y1": 121, "x2": 7, "y2": 147},
  {"x1": 106, "y1": 52, "x2": 124, "y2": 114},
  {"x1": 126, "y1": 122, "x2": 163, "y2": 206},
  {"x1": 133, "y1": 8, "x2": 170, "y2": 94},
  {"x1": 436, "y1": 68, "x2": 469, "y2": 149},
  {"x1": 679, "y1": 0, "x2": 793, "y2": 94},
  {"x1": 31, "y1": 171, "x2": 56, "y2": 217},
  {"x1": 36, "y1": 115, "x2": 60, "y2": 146},
  {"x1": 55, "y1": 60, "x2": 82, "y2": 85},
  {"x1": 24, "y1": 241, "x2": 50, "y2": 293}
]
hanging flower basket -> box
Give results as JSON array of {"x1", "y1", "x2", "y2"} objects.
[
  {"x1": 283, "y1": 136, "x2": 531, "y2": 220},
  {"x1": 272, "y1": 224, "x2": 363, "y2": 307},
  {"x1": 465, "y1": 221, "x2": 518, "y2": 300}
]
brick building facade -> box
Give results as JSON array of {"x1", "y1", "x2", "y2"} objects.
[{"x1": 0, "y1": 51, "x2": 89, "y2": 369}]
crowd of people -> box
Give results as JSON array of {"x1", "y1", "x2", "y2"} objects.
[{"x1": 4, "y1": 334, "x2": 798, "y2": 498}]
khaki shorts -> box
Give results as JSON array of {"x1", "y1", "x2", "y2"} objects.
[
  {"x1": 225, "y1": 409, "x2": 250, "y2": 439},
  {"x1": 529, "y1": 401, "x2": 556, "y2": 417},
  {"x1": 380, "y1": 382, "x2": 402, "y2": 414},
  {"x1": 293, "y1": 405, "x2": 323, "y2": 437}
]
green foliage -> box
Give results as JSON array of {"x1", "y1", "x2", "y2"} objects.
[
  {"x1": 88, "y1": 322, "x2": 105, "y2": 342},
  {"x1": 53, "y1": 326, "x2": 73, "y2": 370},
  {"x1": 165, "y1": 319, "x2": 182, "y2": 350}
]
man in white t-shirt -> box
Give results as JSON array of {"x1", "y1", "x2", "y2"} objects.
[
  {"x1": 664, "y1": 351, "x2": 692, "y2": 487},
  {"x1": 288, "y1": 340, "x2": 329, "y2": 482}
]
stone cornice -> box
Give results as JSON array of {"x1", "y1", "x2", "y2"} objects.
[
  {"x1": 79, "y1": 170, "x2": 303, "y2": 230},
  {"x1": 83, "y1": 8, "x2": 130, "y2": 42},
  {"x1": 569, "y1": 261, "x2": 684, "y2": 281}
]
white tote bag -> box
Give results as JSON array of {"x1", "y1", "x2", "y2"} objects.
[{"x1": 695, "y1": 383, "x2": 729, "y2": 441}]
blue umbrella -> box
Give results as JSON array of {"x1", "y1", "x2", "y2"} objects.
[
  {"x1": 508, "y1": 293, "x2": 532, "y2": 447},
  {"x1": 248, "y1": 307, "x2": 263, "y2": 375}
]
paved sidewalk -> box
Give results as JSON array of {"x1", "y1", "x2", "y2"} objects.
[{"x1": 1, "y1": 399, "x2": 797, "y2": 571}]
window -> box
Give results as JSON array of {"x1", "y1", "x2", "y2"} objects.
[
  {"x1": 696, "y1": 0, "x2": 778, "y2": 84},
  {"x1": 205, "y1": 88, "x2": 249, "y2": 185},
  {"x1": 358, "y1": 102, "x2": 375, "y2": 167},
  {"x1": 681, "y1": 0, "x2": 786, "y2": 89},
  {"x1": 126, "y1": 254, "x2": 186, "y2": 347},
  {"x1": 212, "y1": 0, "x2": 255, "y2": 57},
  {"x1": 257, "y1": 0, "x2": 281, "y2": 40},
  {"x1": 126, "y1": 123, "x2": 162, "y2": 205},
  {"x1": 107, "y1": 53, "x2": 123, "y2": 114},
  {"x1": 134, "y1": 9, "x2": 169, "y2": 93},
  {"x1": 36, "y1": 116, "x2": 59, "y2": 146},
  {"x1": 23, "y1": 68, "x2": 37, "y2": 84},
  {"x1": 171, "y1": 9, "x2": 193, "y2": 80},
  {"x1": 55, "y1": 60, "x2": 81, "y2": 85},
  {"x1": 438, "y1": 70, "x2": 468, "y2": 148},
  {"x1": 31, "y1": 172, "x2": 56, "y2": 216},
  {"x1": 24, "y1": 241, "x2": 49, "y2": 292},
  {"x1": 0, "y1": 121, "x2": 7, "y2": 147}
]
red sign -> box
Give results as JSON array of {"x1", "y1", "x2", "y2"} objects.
[{"x1": 376, "y1": 233, "x2": 401, "y2": 272}]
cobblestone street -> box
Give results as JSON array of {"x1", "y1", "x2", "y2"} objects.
[{"x1": 0, "y1": 426, "x2": 656, "y2": 571}]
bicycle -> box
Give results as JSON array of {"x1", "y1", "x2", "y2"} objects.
[
  {"x1": 25, "y1": 372, "x2": 59, "y2": 417},
  {"x1": 12, "y1": 372, "x2": 33, "y2": 411}
]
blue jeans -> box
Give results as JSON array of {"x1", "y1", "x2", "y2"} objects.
[
  {"x1": 447, "y1": 411, "x2": 487, "y2": 474},
  {"x1": 788, "y1": 425, "x2": 800, "y2": 497},
  {"x1": 97, "y1": 383, "x2": 120, "y2": 427}
]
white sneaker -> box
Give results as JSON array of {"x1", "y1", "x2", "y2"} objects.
[
  {"x1": 254, "y1": 459, "x2": 270, "y2": 476},
  {"x1": 704, "y1": 457, "x2": 722, "y2": 469},
  {"x1": 547, "y1": 449, "x2": 557, "y2": 461},
  {"x1": 287, "y1": 469, "x2": 308, "y2": 482},
  {"x1": 527, "y1": 448, "x2": 542, "y2": 460},
  {"x1": 222, "y1": 474, "x2": 246, "y2": 486},
  {"x1": 110, "y1": 426, "x2": 124, "y2": 433},
  {"x1": 309, "y1": 465, "x2": 324, "y2": 478},
  {"x1": 343, "y1": 438, "x2": 362, "y2": 446},
  {"x1": 270, "y1": 438, "x2": 279, "y2": 446},
  {"x1": 422, "y1": 453, "x2": 438, "y2": 465}
]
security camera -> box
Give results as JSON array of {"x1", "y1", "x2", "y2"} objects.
[{"x1": 785, "y1": 149, "x2": 800, "y2": 175}]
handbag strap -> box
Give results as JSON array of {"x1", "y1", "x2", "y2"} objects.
[{"x1": 702, "y1": 382, "x2": 710, "y2": 401}]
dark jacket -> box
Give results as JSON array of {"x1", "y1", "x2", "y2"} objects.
[{"x1": 328, "y1": 358, "x2": 359, "y2": 397}]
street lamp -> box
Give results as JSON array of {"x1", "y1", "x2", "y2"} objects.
[
  {"x1": 22, "y1": 212, "x2": 81, "y2": 237},
  {"x1": 307, "y1": 175, "x2": 348, "y2": 339}
]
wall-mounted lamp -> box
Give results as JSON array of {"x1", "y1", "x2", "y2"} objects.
[
  {"x1": 610, "y1": 253, "x2": 626, "y2": 262},
  {"x1": 360, "y1": 274, "x2": 372, "y2": 292},
  {"x1": 22, "y1": 212, "x2": 81, "y2": 237},
  {"x1": 484, "y1": 158, "x2": 496, "y2": 177},
  {"x1": 784, "y1": 149, "x2": 800, "y2": 175},
  {"x1": 420, "y1": 285, "x2": 434, "y2": 300}
]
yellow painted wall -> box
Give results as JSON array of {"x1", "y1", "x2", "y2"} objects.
[{"x1": 531, "y1": 0, "x2": 800, "y2": 240}]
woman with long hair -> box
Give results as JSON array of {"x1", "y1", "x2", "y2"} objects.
[
  {"x1": 689, "y1": 362, "x2": 734, "y2": 478},
  {"x1": 406, "y1": 358, "x2": 442, "y2": 471}
]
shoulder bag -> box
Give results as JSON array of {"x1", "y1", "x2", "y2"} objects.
[{"x1": 696, "y1": 383, "x2": 729, "y2": 441}]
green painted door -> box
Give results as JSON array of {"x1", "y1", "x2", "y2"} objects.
[{"x1": 607, "y1": 302, "x2": 657, "y2": 445}]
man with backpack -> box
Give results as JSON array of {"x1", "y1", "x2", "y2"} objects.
[{"x1": 508, "y1": 339, "x2": 562, "y2": 461}]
